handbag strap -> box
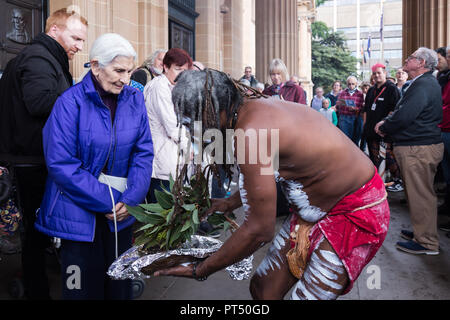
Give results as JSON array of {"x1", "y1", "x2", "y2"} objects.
[{"x1": 103, "y1": 175, "x2": 119, "y2": 259}]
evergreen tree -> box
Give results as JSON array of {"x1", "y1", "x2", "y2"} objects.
[{"x1": 311, "y1": 21, "x2": 358, "y2": 93}]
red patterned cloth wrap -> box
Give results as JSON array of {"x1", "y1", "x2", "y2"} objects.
[{"x1": 289, "y1": 171, "x2": 390, "y2": 295}]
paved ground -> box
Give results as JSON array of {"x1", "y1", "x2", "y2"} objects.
[{"x1": 1, "y1": 189, "x2": 449, "y2": 300}]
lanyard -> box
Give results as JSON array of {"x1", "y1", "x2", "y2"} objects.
[{"x1": 373, "y1": 87, "x2": 386, "y2": 104}]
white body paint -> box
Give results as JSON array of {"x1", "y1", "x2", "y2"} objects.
[
  {"x1": 291, "y1": 237, "x2": 346, "y2": 300},
  {"x1": 239, "y1": 173, "x2": 251, "y2": 221},
  {"x1": 255, "y1": 217, "x2": 290, "y2": 276},
  {"x1": 274, "y1": 171, "x2": 327, "y2": 223}
]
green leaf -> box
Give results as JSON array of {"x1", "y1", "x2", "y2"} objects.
[
  {"x1": 155, "y1": 189, "x2": 174, "y2": 209},
  {"x1": 144, "y1": 238, "x2": 160, "y2": 250},
  {"x1": 166, "y1": 209, "x2": 174, "y2": 224},
  {"x1": 169, "y1": 225, "x2": 183, "y2": 248},
  {"x1": 136, "y1": 223, "x2": 154, "y2": 232},
  {"x1": 169, "y1": 174, "x2": 175, "y2": 192},
  {"x1": 127, "y1": 205, "x2": 163, "y2": 225},
  {"x1": 181, "y1": 219, "x2": 192, "y2": 232},
  {"x1": 223, "y1": 221, "x2": 231, "y2": 233},
  {"x1": 192, "y1": 208, "x2": 199, "y2": 225},
  {"x1": 139, "y1": 203, "x2": 165, "y2": 213},
  {"x1": 149, "y1": 225, "x2": 163, "y2": 235},
  {"x1": 182, "y1": 204, "x2": 196, "y2": 211},
  {"x1": 165, "y1": 228, "x2": 172, "y2": 250}
]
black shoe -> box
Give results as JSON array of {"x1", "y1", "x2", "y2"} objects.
[
  {"x1": 396, "y1": 240, "x2": 439, "y2": 255},
  {"x1": 400, "y1": 230, "x2": 414, "y2": 241}
]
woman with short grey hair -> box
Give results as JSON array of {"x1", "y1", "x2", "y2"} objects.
[{"x1": 35, "y1": 33, "x2": 154, "y2": 300}]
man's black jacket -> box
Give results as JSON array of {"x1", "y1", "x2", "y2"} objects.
[
  {"x1": 380, "y1": 71, "x2": 443, "y2": 146},
  {"x1": 363, "y1": 80, "x2": 400, "y2": 141},
  {"x1": 0, "y1": 33, "x2": 72, "y2": 165}
]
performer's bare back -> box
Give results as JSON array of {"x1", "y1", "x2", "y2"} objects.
[{"x1": 235, "y1": 98, "x2": 375, "y2": 213}]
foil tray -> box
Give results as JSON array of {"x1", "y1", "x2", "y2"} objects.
[{"x1": 107, "y1": 235, "x2": 253, "y2": 281}]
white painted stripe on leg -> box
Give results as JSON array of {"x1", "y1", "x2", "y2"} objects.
[
  {"x1": 291, "y1": 280, "x2": 317, "y2": 300},
  {"x1": 255, "y1": 218, "x2": 290, "y2": 277}
]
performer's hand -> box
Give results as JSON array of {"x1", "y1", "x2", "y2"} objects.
[
  {"x1": 375, "y1": 121, "x2": 386, "y2": 137},
  {"x1": 203, "y1": 198, "x2": 230, "y2": 220}
]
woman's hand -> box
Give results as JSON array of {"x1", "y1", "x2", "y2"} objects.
[{"x1": 106, "y1": 202, "x2": 129, "y2": 222}]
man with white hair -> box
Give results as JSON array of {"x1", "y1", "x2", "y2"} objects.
[
  {"x1": 336, "y1": 76, "x2": 365, "y2": 145},
  {"x1": 131, "y1": 49, "x2": 167, "y2": 86},
  {"x1": 376, "y1": 47, "x2": 444, "y2": 255}
]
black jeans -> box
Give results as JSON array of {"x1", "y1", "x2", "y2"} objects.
[
  {"x1": 60, "y1": 216, "x2": 132, "y2": 300},
  {"x1": 14, "y1": 165, "x2": 51, "y2": 300}
]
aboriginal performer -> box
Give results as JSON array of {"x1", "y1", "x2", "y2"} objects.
[{"x1": 154, "y1": 69, "x2": 390, "y2": 300}]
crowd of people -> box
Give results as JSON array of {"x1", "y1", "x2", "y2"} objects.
[{"x1": 0, "y1": 7, "x2": 448, "y2": 301}]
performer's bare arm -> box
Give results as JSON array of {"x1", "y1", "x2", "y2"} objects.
[{"x1": 154, "y1": 161, "x2": 277, "y2": 279}]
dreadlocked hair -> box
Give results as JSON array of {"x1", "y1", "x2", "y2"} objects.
[{"x1": 171, "y1": 68, "x2": 268, "y2": 198}]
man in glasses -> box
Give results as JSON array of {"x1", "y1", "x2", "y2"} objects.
[
  {"x1": 336, "y1": 76, "x2": 365, "y2": 146},
  {"x1": 375, "y1": 47, "x2": 444, "y2": 255}
]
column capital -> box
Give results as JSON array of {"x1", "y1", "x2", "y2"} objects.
[{"x1": 297, "y1": 0, "x2": 315, "y2": 11}]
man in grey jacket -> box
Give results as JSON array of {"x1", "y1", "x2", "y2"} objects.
[{"x1": 375, "y1": 47, "x2": 444, "y2": 255}]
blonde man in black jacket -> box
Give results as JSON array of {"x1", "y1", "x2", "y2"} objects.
[{"x1": 0, "y1": 8, "x2": 87, "y2": 299}]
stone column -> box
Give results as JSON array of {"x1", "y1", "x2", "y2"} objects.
[
  {"x1": 255, "y1": 0, "x2": 299, "y2": 85},
  {"x1": 195, "y1": 0, "x2": 223, "y2": 70},
  {"x1": 49, "y1": 0, "x2": 169, "y2": 79},
  {"x1": 223, "y1": 0, "x2": 244, "y2": 78},
  {"x1": 136, "y1": 0, "x2": 169, "y2": 66},
  {"x1": 297, "y1": 0, "x2": 315, "y2": 103},
  {"x1": 403, "y1": 0, "x2": 450, "y2": 60}
]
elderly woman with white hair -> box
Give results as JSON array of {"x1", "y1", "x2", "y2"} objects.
[
  {"x1": 262, "y1": 58, "x2": 306, "y2": 104},
  {"x1": 35, "y1": 33, "x2": 154, "y2": 299}
]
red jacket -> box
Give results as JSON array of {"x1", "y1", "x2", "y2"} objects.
[
  {"x1": 439, "y1": 80, "x2": 450, "y2": 132},
  {"x1": 263, "y1": 81, "x2": 306, "y2": 105}
]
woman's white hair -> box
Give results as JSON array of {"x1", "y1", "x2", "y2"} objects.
[
  {"x1": 415, "y1": 47, "x2": 438, "y2": 70},
  {"x1": 269, "y1": 58, "x2": 289, "y2": 83},
  {"x1": 89, "y1": 33, "x2": 136, "y2": 67}
]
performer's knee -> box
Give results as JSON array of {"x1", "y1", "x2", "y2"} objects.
[{"x1": 250, "y1": 275, "x2": 284, "y2": 300}]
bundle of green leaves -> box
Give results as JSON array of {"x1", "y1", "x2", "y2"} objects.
[{"x1": 126, "y1": 172, "x2": 236, "y2": 254}]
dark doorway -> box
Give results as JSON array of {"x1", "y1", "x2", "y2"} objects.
[
  {"x1": 0, "y1": 0, "x2": 47, "y2": 73},
  {"x1": 168, "y1": 0, "x2": 198, "y2": 59}
]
